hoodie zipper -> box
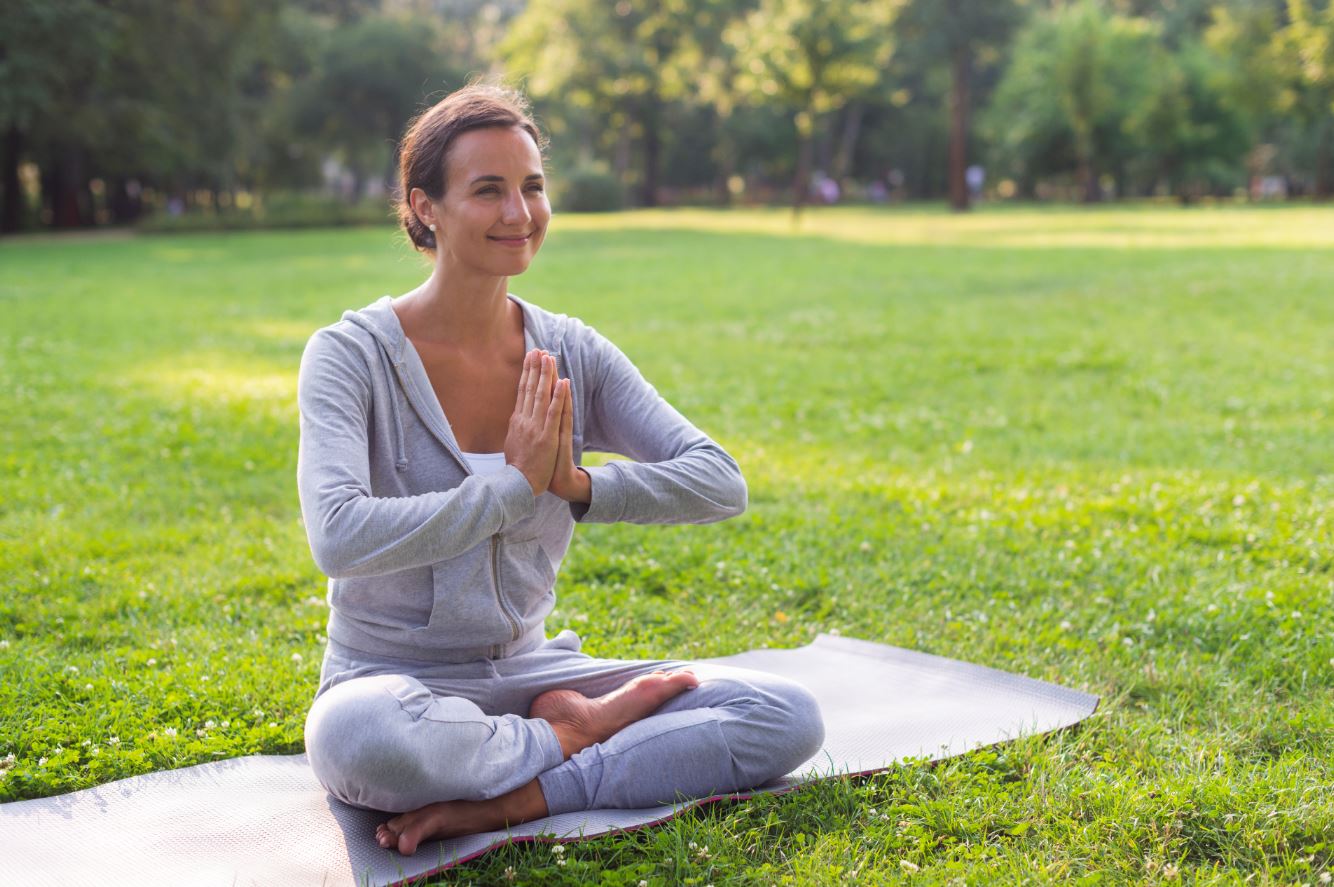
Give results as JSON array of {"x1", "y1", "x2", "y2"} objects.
[{"x1": 491, "y1": 534, "x2": 522, "y2": 648}]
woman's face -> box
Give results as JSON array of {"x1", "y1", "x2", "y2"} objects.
[{"x1": 428, "y1": 125, "x2": 550, "y2": 277}]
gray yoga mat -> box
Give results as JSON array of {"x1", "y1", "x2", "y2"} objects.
[{"x1": 0, "y1": 633, "x2": 1098, "y2": 887}]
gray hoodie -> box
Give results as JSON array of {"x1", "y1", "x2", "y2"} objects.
[{"x1": 296, "y1": 294, "x2": 747, "y2": 661}]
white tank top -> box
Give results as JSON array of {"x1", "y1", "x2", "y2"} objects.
[{"x1": 461, "y1": 451, "x2": 507, "y2": 476}]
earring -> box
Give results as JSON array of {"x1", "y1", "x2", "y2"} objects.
[{"x1": 428, "y1": 224, "x2": 436, "y2": 231}]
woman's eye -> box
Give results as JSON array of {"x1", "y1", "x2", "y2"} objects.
[{"x1": 527, "y1": 185, "x2": 545, "y2": 192}]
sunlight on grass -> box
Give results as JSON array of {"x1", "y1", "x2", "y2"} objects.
[
  {"x1": 554, "y1": 205, "x2": 1334, "y2": 249},
  {"x1": 130, "y1": 357, "x2": 297, "y2": 417}
]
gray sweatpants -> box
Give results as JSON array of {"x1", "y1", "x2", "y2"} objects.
[{"x1": 303, "y1": 630, "x2": 825, "y2": 815}]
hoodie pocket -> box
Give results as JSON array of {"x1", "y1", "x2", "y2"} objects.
[
  {"x1": 499, "y1": 536, "x2": 559, "y2": 625},
  {"x1": 330, "y1": 567, "x2": 433, "y2": 631},
  {"x1": 428, "y1": 544, "x2": 520, "y2": 639}
]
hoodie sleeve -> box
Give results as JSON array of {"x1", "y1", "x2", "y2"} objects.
[
  {"x1": 571, "y1": 322, "x2": 747, "y2": 525},
  {"x1": 296, "y1": 328, "x2": 535, "y2": 578}
]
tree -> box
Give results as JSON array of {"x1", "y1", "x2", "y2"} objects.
[
  {"x1": 502, "y1": 0, "x2": 707, "y2": 206},
  {"x1": 0, "y1": 0, "x2": 114, "y2": 230},
  {"x1": 289, "y1": 15, "x2": 461, "y2": 198},
  {"x1": 1273, "y1": 0, "x2": 1334, "y2": 196},
  {"x1": 896, "y1": 0, "x2": 1023, "y2": 210},
  {"x1": 1131, "y1": 40, "x2": 1254, "y2": 200},
  {"x1": 985, "y1": 0, "x2": 1159, "y2": 201},
  {"x1": 727, "y1": 0, "x2": 901, "y2": 212}
]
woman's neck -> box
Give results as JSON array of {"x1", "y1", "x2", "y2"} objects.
[{"x1": 394, "y1": 267, "x2": 512, "y2": 349}]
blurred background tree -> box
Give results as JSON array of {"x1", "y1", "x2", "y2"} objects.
[{"x1": 1, "y1": 0, "x2": 1327, "y2": 232}]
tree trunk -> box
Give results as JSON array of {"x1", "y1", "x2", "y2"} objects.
[
  {"x1": 639, "y1": 93, "x2": 662, "y2": 208},
  {"x1": 1079, "y1": 155, "x2": 1099, "y2": 203},
  {"x1": 43, "y1": 151, "x2": 86, "y2": 228},
  {"x1": 2, "y1": 127, "x2": 23, "y2": 234},
  {"x1": 948, "y1": 47, "x2": 971, "y2": 212},
  {"x1": 1316, "y1": 117, "x2": 1332, "y2": 201},
  {"x1": 109, "y1": 178, "x2": 145, "y2": 224},
  {"x1": 712, "y1": 111, "x2": 736, "y2": 206},
  {"x1": 832, "y1": 102, "x2": 864, "y2": 183},
  {"x1": 792, "y1": 110, "x2": 814, "y2": 216}
]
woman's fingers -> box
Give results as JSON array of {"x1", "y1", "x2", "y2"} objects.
[
  {"x1": 536, "y1": 353, "x2": 554, "y2": 414},
  {"x1": 544, "y1": 376, "x2": 563, "y2": 430},
  {"x1": 517, "y1": 349, "x2": 536, "y2": 417}
]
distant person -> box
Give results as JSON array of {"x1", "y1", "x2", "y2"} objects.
[
  {"x1": 887, "y1": 168, "x2": 906, "y2": 201},
  {"x1": 966, "y1": 165, "x2": 985, "y2": 200},
  {"x1": 297, "y1": 83, "x2": 824, "y2": 855}
]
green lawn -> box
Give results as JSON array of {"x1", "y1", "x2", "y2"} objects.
[{"x1": 1, "y1": 205, "x2": 1331, "y2": 885}]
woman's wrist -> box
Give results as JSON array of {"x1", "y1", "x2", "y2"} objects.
[{"x1": 557, "y1": 467, "x2": 592, "y2": 505}]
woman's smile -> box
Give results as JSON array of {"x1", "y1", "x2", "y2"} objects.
[{"x1": 488, "y1": 232, "x2": 534, "y2": 247}]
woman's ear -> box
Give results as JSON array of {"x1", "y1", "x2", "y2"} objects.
[{"x1": 409, "y1": 187, "x2": 436, "y2": 232}]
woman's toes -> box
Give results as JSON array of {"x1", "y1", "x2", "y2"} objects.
[{"x1": 396, "y1": 823, "x2": 424, "y2": 855}]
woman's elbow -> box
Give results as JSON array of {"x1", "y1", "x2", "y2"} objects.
[
  {"x1": 309, "y1": 537, "x2": 354, "y2": 579},
  {"x1": 721, "y1": 465, "x2": 748, "y2": 518}
]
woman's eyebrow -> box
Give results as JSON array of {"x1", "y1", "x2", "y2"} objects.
[{"x1": 468, "y1": 173, "x2": 545, "y2": 185}]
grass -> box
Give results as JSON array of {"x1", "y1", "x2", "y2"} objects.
[{"x1": 0, "y1": 204, "x2": 1331, "y2": 885}]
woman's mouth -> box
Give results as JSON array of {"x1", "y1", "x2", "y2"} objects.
[{"x1": 488, "y1": 233, "x2": 532, "y2": 247}]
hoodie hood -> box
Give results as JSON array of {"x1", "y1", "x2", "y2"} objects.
[{"x1": 339, "y1": 294, "x2": 571, "y2": 473}]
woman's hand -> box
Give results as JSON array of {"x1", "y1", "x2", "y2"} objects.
[
  {"x1": 504, "y1": 350, "x2": 564, "y2": 496},
  {"x1": 548, "y1": 378, "x2": 592, "y2": 504}
]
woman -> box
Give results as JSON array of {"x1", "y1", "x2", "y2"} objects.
[{"x1": 298, "y1": 83, "x2": 824, "y2": 856}]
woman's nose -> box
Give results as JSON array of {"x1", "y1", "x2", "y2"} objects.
[{"x1": 501, "y1": 189, "x2": 531, "y2": 226}]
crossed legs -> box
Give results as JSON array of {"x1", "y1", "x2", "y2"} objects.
[{"x1": 304, "y1": 648, "x2": 825, "y2": 856}]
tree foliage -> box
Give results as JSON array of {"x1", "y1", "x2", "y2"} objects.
[{"x1": 2, "y1": 0, "x2": 1331, "y2": 232}]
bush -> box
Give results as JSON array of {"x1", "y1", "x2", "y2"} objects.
[
  {"x1": 137, "y1": 192, "x2": 395, "y2": 233},
  {"x1": 557, "y1": 168, "x2": 624, "y2": 213}
]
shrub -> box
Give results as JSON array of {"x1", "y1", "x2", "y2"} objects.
[{"x1": 557, "y1": 167, "x2": 624, "y2": 213}]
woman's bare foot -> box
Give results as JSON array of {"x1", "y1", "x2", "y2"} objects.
[
  {"x1": 372, "y1": 670, "x2": 697, "y2": 856},
  {"x1": 529, "y1": 669, "x2": 700, "y2": 758},
  {"x1": 376, "y1": 778, "x2": 548, "y2": 856}
]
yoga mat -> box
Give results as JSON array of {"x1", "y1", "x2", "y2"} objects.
[{"x1": 0, "y1": 633, "x2": 1098, "y2": 887}]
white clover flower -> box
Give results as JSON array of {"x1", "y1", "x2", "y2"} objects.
[
  {"x1": 204, "y1": 720, "x2": 216, "y2": 729},
  {"x1": 688, "y1": 841, "x2": 697, "y2": 850},
  {"x1": 67, "y1": 666, "x2": 79, "y2": 674},
  {"x1": 108, "y1": 736, "x2": 120, "y2": 745},
  {"x1": 38, "y1": 757, "x2": 48, "y2": 766},
  {"x1": 146, "y1": 658, "x2": 157, "y2": 667},
  {"x1": 1, "y1": 753, "x2": 15, "y2": 767},
  {"x1": 0, "y1": 639, "x2": 9, "y2": 649},
  {"x1": 196, "y1": 729, "x2": 207, "y2": 738},
  {"x1": 638, "y1": 881, "x2": 648, "y2": 887},
  {"x1": 200, "y1": 675, "x2": 209, "y2": 682},
  {"x1": 84, "y1": 683, "x2": 93, "y2": 690},
  {"x1": 252, "y1": 708, "x2": 265, "y2": 718},
  {"x1": 91, "y1": 747, "x2": 100, "y2": 756},
  {"x1": 900, "y1": 860, "x2": 920, "y2": 872},
  {"x1": 502, "y1": 867, "x2": 516, "y2": 882},
  {"x1": 550, "y1": 844, "x2": 565, "y2": 855},
  {"x1": 164, "y1": 727, "x2": 177, "y2": 738},
  {"x1": 220, "y1": 721, "x2": 230, "y2": 730},
  {"x1": 82, "y1": 739, "x2": 91, "y2": 747},
  {"x1": 291, "y1": 653, "x2": 303, "y2": 662},
  {"x1": 268, "y1": 722, "x2": 277, "y2": 728}
]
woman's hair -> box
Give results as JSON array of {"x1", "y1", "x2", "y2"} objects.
[{"x1": 395, "y1": 82, "x2": 546, "y2": 255}]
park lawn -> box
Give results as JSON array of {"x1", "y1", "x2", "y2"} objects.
[{"x1": 0, "y1": 204, "x2": 1330, "y2": 885}]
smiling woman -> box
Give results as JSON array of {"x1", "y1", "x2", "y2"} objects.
[{"x1": 295, "y1": 82, "x2": 824, "y2": 856}]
